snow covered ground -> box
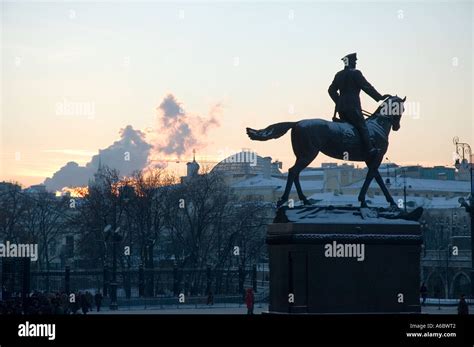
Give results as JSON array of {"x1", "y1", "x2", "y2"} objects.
[
  {"x1": 87, "y1": 303, "x2": 470, "y2": 315},
  {"x1": 90, "y1": 303, "x2": 268, "y2": 315}
]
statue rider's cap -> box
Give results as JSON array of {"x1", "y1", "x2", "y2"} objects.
[{"x1": 342, "y1": 53, "x2": 357, "y2": 62}]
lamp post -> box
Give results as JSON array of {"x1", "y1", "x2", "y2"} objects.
[
  {"x1": 385, "y1": 157, "x2": 391, "y2": 188},
  {"x1": 419, "y1": 219, "x2": 428, "y2": 285},
  {"x1": 385, "y1": 157, "x2": 396, "y2": 187},
  {"x1": 385, "y1": 158, "x2": 409, "y2": 211},
  {"x1": 453, "y1": 137, "x2": 474, "y2": 299},
  {"x1": 446, "y1": 242, "x2": 452, "y2": 299},
  {"x1": 102, "y1": 225, "x2": 110, "y2": 297},
  {"x1": 420, "y1": 220, "x2": 428, "y2": 257},
  {"x1": 436, "y1": 244, "x2": 445, "y2": 307},
  {"x1": 104, "y1": 225, "x2": 121, "y2": 310}
]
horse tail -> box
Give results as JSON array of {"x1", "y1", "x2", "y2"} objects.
[{"x1": 246, "y1": 122, "x2": 296, "y2": 141}]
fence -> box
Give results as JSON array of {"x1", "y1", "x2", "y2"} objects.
[{"x1": 16, "y1": 265, "x2": 263, "y2": 298}]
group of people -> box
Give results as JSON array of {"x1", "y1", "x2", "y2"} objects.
[
  {"x1": 1, "y1": 285, "x2": 471, "y2": 315},
  {"x1": 0, "y1": 290, "x2": 103, "y2": 315}
]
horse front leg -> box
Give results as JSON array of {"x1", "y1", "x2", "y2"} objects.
[
  {"x1": 373, "y1": 170, "x2": 397, "y2": 207},
  {"x1": 358, "y1": 168, "x2": 377, "y2": 208}
]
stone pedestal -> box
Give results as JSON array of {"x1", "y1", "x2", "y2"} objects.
[{"x1": 267, "y1": 207, "x2": 422, "y2": 314}]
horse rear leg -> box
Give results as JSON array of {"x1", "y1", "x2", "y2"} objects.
[
  {"x1": 278, "y1": 155, "x2": 316, "y2": 207},
  {"x1": 294, "y1": 154, "x2": 318, "y2": 204}
]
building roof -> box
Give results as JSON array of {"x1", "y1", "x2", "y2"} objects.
[
  {"x1": 231, "y1": 175, "x2": 286, "y2": 188},
  {"x1": 231, "y1": 174, "x2": 324, "y2": 192},
  {"x1": 307, "y1": 192, "x2": 468, "y2": 209},
  {"x1": 282, "y1": 169, "x2": 324, "y2": 177},
  {"x1": 345, "y1": 176, "x2": 470, "y2": 192}
]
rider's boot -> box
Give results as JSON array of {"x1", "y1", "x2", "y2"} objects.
[{"x1": 358, "y1": 123, "x2": 380, "y2": 161}]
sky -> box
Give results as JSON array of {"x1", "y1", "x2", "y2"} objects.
[{"x1": 1, "y1": 0, "x2": 473, "y2": 188}]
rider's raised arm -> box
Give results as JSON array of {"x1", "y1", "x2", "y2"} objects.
[
  {"x1": 355, "y1": 70, "x2": 383, "y2": 102},
  {"x1": 328, "y1": 74, "x2": 340, "y2": 104}
]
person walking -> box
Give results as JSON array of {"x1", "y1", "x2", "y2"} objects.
[
  {"x1": 458, "y1": 294, "x2": 469, "y2": 315},
  {"x1": 80, "y1": 292, "x2": 89, "y2": 315},
  {"x1": 245, "y1": 288, "x2": 254, "y2": 315},
  {"x1": 94, "y1": 291, "x2": 103, "y2": 312},
  {"x1": 420, "y1": 282, "x2": 428, "y2": 306},
  {"x1": 206, "y1": 290, "x2": 214, "y2": 306}
]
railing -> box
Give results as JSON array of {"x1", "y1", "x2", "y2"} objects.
[{"x1": 23, "y1": 266, "x2": 266, "y2": 298}]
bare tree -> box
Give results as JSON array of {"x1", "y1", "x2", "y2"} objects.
[
  {"x1": 120, "y1": 169, "x2": 176, "y2": 296},
  {"x1": 163, "y1": 172, "x2": 234, "y2": 294},
  {"x1": 20, "y1": 191, "x2": 70, "y2": 290},
  {"x1": 125, "y1": 169, "x2": 175, "y2": 266},
  {"x1": 0, "y1": 182, "x2": 27, "y2": 242},
  {"x1": 74, "y1": 166, "x2": 127, "y2": 268}
]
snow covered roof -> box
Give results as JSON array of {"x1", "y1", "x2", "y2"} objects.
[
  {"x1": 307, "y1": 192, "x2": 468, "y2": 209},
  {"x1": 231, "y1": 175, "x2": 286, "y2": 188},
  {"x1": 345, "y1": 176, "x2": 470, "y2": 193},
  {"x1": 231, "y1": 174, "x2": 324, "y2": 192},
  {"x1": 283, "y1": 170, "x2": 324, "y2": 177}
]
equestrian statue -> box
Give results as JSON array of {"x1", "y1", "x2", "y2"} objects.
[{"x1": 246, "y1": 53, "x2": 406, "y2": 210}]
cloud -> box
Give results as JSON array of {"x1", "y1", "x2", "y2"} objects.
[
  {"x1": 44, "y1": 125, "x2": 151, "y2": 191},
  {"x1": 153, "y1": 94, "x2": 221, "y2": 158},
  {"x1": 159, "y1": 94, "x2": 185, "y2": 127},
  {"x1": 43, "y1": 94, "x2": 222, "y2": 190},
  {"x1": 43, "y1": 162, "x2": 90, "y2": 191}
]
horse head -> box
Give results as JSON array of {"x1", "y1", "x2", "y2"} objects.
[{"x1": 377, "y1": 95, "x2": 406, "y2": 131}]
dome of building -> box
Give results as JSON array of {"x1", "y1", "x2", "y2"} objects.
[{"x1": 211, "y1": 151, "x2": 282, "y2": 177}]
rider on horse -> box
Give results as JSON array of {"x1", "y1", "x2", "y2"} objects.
[{"x1": 328, "y1": 53, "x2": 392, "y2": 161}]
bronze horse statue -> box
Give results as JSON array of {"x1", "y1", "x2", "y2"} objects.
[{"x1": 246, "y1": 96, "x2": 406, "y2": 208}]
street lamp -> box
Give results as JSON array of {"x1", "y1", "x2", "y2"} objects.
[
  {"x1": 385, "y1": 158, "x2": 410, "y2": 212},
  {"x1": 436, "y1": 242, "x2": 449, "y2": 304},
  {"x1": 446, "y1": 243, "x2": 452, "y2": 299},
  {"x1": 104, "y1": 225, "x2": 122, "y2": 310},
  {"x1": 453, "y1": 137, "x2": 474, "y2": 299},
  {"x1": 385, "y1": 157, "x2": 391, "y2": 188},
  {"x1": 420, "y1": 220, "x2": 428, "y2": 257},
  {"x1": 102, "y1": 226, "x2": 111, "y2": 297}
]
